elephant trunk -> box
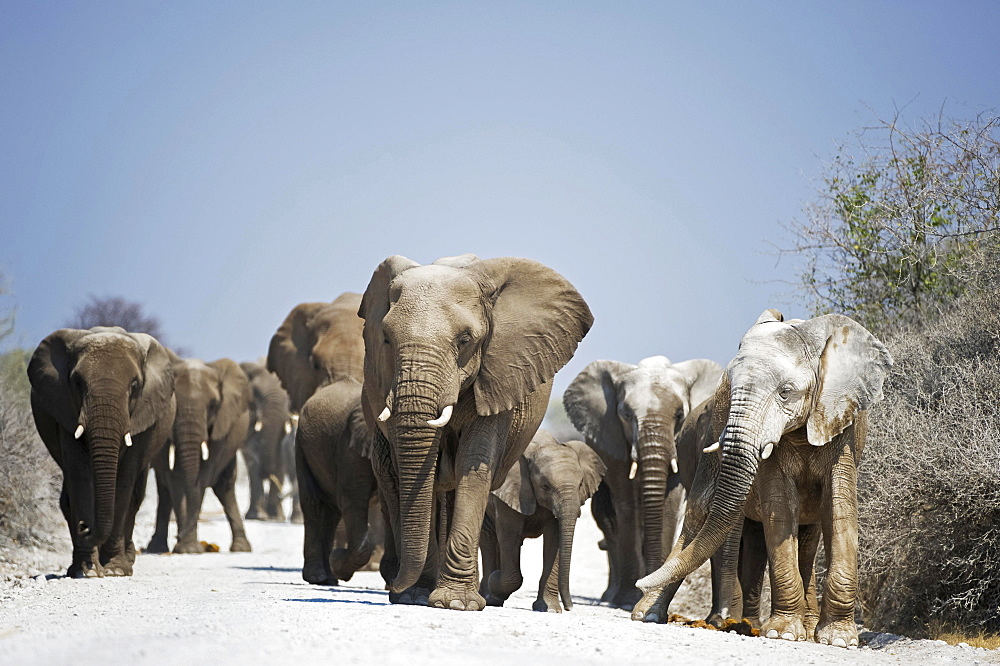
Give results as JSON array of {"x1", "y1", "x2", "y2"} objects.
[
  {"x1": 637, "y1": 405, "x2": 760, "y2": 592},
  {"x1": 257, "y1": 390, "x2": 289, "y2": 478},
  {"x1": 637, "y1": 419, "x2": 675, "y2": 574},
  {"x1": 81, "y1": 389, "x2": 129, "y2": 547},
  {"x1": 557, "y1": 502, "x2": 579, "y2": 611},
  {"x1": 173, "y1": 414, "x2": 208, "y2": 534}
]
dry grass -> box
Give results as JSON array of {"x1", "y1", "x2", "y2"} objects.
[{"x1": 928, "y1": 622, "x2": 1000, "y2": 650}]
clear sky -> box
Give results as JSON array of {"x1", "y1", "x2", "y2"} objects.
[{"x1": 2, "y1": 2, "x2": 998, "y2": 393}]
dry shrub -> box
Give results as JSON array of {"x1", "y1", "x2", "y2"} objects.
[{"x1": 858, "y1": 259, "x2": 1000, "y2": 636}]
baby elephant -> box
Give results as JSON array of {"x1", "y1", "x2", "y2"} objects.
[{"x1": 481, "y1": 430, "x2": 606, "y2": 612}]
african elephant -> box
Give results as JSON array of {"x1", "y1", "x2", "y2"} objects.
[
  {"x1": 562, "y1": 356, "x2": 722, "y2": 609},
  {"x1": 147, "y1": 354, "x2": 253, "y2": 554},
  {"x1": 632, "y1": 310, "x2": 892, "y2": 649},
  {"x1": 480, "y1": 430, "x2": 605, "y2": 612},
  {"x1": 240, "y1": 361, "x2": 292, "y2": 521},
  {"x1": 296, "y1": 378, "x2": 380, "y2": 585},
  {"x1": 27, "y1": 327, "x2": 175, "y2": 577},
  {"x1": 360, "y1": 253, "x2": 593, "y2": 611},
  {"x1": 268, "y1": 292, "x2": 366, "y2": 522}
]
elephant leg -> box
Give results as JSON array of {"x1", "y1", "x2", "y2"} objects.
[
  {"x1": 759, "y1": 473, "x2": 807, "y2": 642},
  {"x1": 533, "y1": 521, "x2": 561, "y2": 613},
  {"x1": 815, "y1": 437, "x2": 860, "y2": 648},
  {"x1": 286, "y1": 435, "x2": 303, "y2": 524},
  {"x1": 98, "y1": 453, "x2": 141, "y2": 575},
  {"x1": 330, "y1": 480, "x2": 376, "y2": 581},
  {"x1": 604, "y1": 468, "x2": 642, "y2": 610},
  {"x1": 486, "y1": 507, "x2": 525, "y2": 606},
  {"x1": 211, "y1": 457, "x2": 252, "y2": 552},
  {"x1": 146, "y1": 465, "x2": 172, "y2": 553},
  {"x1": 591, "y1": 482, "x2": 619, "y2": 604},
  {"x1": 661, "y1": 473, "x2": 685, "y2": 557},
  {"x1": 479, "y1": 512, "x2": 499, "y2": 599},
  {"x1": 706, "y1": 521, "x2": 744, "y2": 627},
  {"x1": 377, "y1": 496, "x2": 399, "y2": 589},
  {"x1": 62, "y1": 485, "x2": 102, "y2": 578},
  {"x1": 121, "y1": 466, "x2": 149, "y2": 566},
  {"x1": 171, "y1": 468, "x2": 204, "y2": 554},
  {"x1": 797, "y1": 523, "x2": 822, "y2": 637},
  {"x1": 298, "y1": 450, "x2": 338, "y2": 585},
  {"x1": 244, "y1": 450, "x2": 265, "y2": 520},
  {"x1": 738, "y1": 519, "x2": 767, "y2": 630},
  {"x1": 265, "y1": 475, "x2": 285, "y2": 521}
]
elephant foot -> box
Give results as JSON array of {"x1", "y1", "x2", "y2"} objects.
[
  {"x1": 302, "y1": 562, "x2": 338, "y2": 586},
  {"x1": 762, "y1": 613, "x2": 808, "y2": 642},
  {"x1": 804, "y1": 613, "x2": 820, "y2": 638},
  {"x1": 230, "y1": 536, "x2": 252, "y2": 552},
  {"x1": 705, "y1": 612, "x2": 728, "y2": 629},
  {"x1": 290, "y1": 507, "x2": 304, "y2": 524},
  {"x1": 612, "y1": 586, "x2": 643, "y2": 612},
  {"x1": 599, "y1": 584, "x2": 619, "y2": 605},
  {"x1": 145, "y1": 536, "x2": 169, "y2": 554},
  {"x1": 815, "y1": 618, "x2": 859, "y2": 648},
  {"x1": 245, "y1": 504, "x2": 263, "y2": 521},
  {"x1": 67, "y1": 558, "x2": 104, "y2": 579},
  {"x1": 172, "y1": 539, "x2": 203, "y2": 554},
  {"x1": 484, "y1": 594, "x2": 505, "y2": 607},
  {"x1": 630, "y1": 587, "x2": 668, "y2": 623},
  {"x1": 428, "y1": 584, "x2": 486, "y2": 611},
  {"x1": 532, "y1": 596, "x2": 563, "y2": 613},
  {"x1": 330, "y1": 546, "x2": 372, "y2": 582},
  {"x1": 390, "y1": 586, "x2": 431, "y2": 606},
  {"x1": 101, "y1": 554, "x2": 133, "y2": 577}
]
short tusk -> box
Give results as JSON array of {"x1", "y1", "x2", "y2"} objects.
[
  {"x1": 629, "y1": 460, "x2": 638, "y2": 480},
  {"x1": 378, "y1": 407, "x2": 391, "y2": 422},
  {"x1": 284, "y1": 420, "x2": 292, "y2": 434},
  {"x1": 761, "y1": 442, "x2": 774, "y2": 460},
  {"x1": 426, "y1": 404, "x2": 453, "y2": 428},
  {"x1": 254, "y1": 419, "x2": 263, "y2": 432},
  {"x1": 168, "y1": 444, "x2": 176, "y2": 470},
  {"x1": 201, "y1": 441, "x2": 210, "y2": 461},
  {"x1": 290, "y1": 413, "x2": 299, "y2": 424},
  {"x1": 124, "y1": 432, "x2": 133, "y2": 447},
  {"x1": 703, "y1": 440, "x2": 720, "y2": 454},
  {"x1": 74, "y1": 424, "x2": 85, "y2": 439},
  {"x1": 670, "y1": 458, "x2": 678, "y2": 474}
]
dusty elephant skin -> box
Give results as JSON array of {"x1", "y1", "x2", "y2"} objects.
[
  {"x1": 632, "y1": 309, "x2": 892, "y2": 650},
  {"x1": 563, "y1": 356, "x2": 722, "y2": 609},
  {"x1": 295, "y1": 379, "x2": 379, "y2": 586},
  {"x1": 27, "y1": 327, "x2": 176, "y2": 578},
  {"x1": 267, "y1": 292, "x2": 366, "y2": 522},
  {"x1": 146, "y1": 354, "x2": 253, "y2": 555},
  {"x1": 239, "y1": 361, "x2": 293, "y2": 522},
  {"x1": 480, "y1": 430, "x2": 605, "y2": 612},
  {"x1": 359, "y1": 253, "x2": 593, "y2": 611}
]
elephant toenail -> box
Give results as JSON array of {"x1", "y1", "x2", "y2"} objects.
[
  {"x1": 832, "y1": 638, "x2": 847, "y2": 648},
  {"x1": 781, "y1": 632, "x2": 795, "y2": 641},
  {"x1": 766, "y1": 629, "x2": 779, "y2": 639},
  {"x1": 645, "y1": 613, "x2": 659, "y2": 623},
  {"x1": 820, "y1": 638, "x2": 829, "y2": 644},
  {"x1": 449, "y1": 599, "x2": 464, "y2": 610}
]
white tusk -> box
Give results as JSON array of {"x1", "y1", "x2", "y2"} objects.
[
  {"x1": 74, "y1": 424, "x2": 84, "y2": 439},
  {"x1": 290, "y1": 413, "x2": 299, "y2": 424},
  {"x1": 377, "y1": 407, "x2": 391, "y2": 422},
  {"x1": 124, "y1": 432, "x2": 133, "y2": 447},
  {"x1": 254, "y1": 419, "x2": 263, "y2": 432},
  {"x1": 703, "y1": 440, "x2": 720, "y2": 454},
  {"x1": 284, "y1": 420, "x2": 292, "y2": 434},
  {"x1": 201, "y1": 441, "x2": 210, "y2": 461},
  {"x1": 761, "y1": 442, "x2": 774, "y2": 460},
  {"x1": 629, "y1": 460, "x2": 638, "y2": 480},
  {"x1": 168, "y1": 444, "x2": 175, "y2": 470},
  {"x1": 426, "y1": 405, "x2": 453, "y2": 428},
  {"x1": 670, "y1": 458, "x2": 678, "y2": 474}
]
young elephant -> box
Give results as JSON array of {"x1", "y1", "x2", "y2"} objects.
[
  {"x1": 240, "y1": 361, "x2": 293, "y2": 522},
  {"x1": 296, "y1": 378, "x2": 379, "y2": 585},
  {"x1": 147, "y1": 354, "x2": 253, "y2": 554},
  {"x1": 632, "y1": 310, "x2": 892, "y2": 649},
  {"x1": 480, "y1": 430, "x2": 606, "y2": 612},
  {"x1": 28, "y1": 327, "x2": 175, "y2": 577}
]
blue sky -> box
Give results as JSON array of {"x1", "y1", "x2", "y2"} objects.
[{"x1": 2, "y1": 2, "x2": 998, "y2": 393}]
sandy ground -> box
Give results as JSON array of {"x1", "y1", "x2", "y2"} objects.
[{"x1": 1, "y1": 470, "x2": 997, "y2": 666}]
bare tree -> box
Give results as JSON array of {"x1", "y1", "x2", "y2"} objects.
[{"x1": 67, "y1": 295, "x2": 185, "y2": 353}]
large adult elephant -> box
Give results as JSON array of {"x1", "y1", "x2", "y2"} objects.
[
  {"x1": 240, "y1": 361, "x2": 292, "y2": 521},
  {"x1": 27, "y1": 327, "x2": 175, "y2": 577},
  {"x1": 562, "y1": 356, "x2": 722, "y2": 609},
  {"x1": 360, "y1": 253, "x2": 593, "y2": 611},
  {"x1": 632, "y1": 310, "x2": 892, "y2": 649},
  {"x1": 147, "y1": 354, "x2": 253, "y2": 554}
]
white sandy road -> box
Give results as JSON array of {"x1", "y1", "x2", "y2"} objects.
[{"x1": 1, "y1": 474, "x2": 996, "y2": 666}]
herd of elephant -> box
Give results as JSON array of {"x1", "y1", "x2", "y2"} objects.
[{"x1": 26, "y1": 253, "x2": 893, "y2": 650}]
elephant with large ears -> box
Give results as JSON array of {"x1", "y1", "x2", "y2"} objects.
[
  {"x1": 360, "y1": 253, "x2": 593, "y2": 611},
  {"x1": 27, "y1": 327, "x2": 175, "y2": 577},
  {"x1": 240, "y1": 361, "x2": 293, "y2": 521},
  {"x1": 146, "y1": 354, "x2": 253, "y2": 554},
  {"x1": 632, "y1": 310, "x2": 892, "y2": 649},
  {"x1": 480, "y1": 430, "x2": 605, "y2": 612},
  {"x1": 562, "y1": 356, "x2": 722, "y2": 609}
]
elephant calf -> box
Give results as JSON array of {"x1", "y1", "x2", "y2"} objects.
[
  {"x1": 480, "y1": 430, "x2": 606, "y2": 612},
  {"x1": 296, "y1": 378, "x2": 380, "y2": 585}
]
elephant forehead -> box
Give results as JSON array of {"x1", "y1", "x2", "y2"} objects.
[
  {"x1": 386, "y1": 267, "x2": 485, "y2": 328},
  {"x1": 75, "y1": 330, "x2": 136, "y2": 355},
  {"x1": 621, "y1": 369, "x2": 684, "y2": 408}
]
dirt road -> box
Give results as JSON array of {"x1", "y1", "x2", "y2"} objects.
[{"x1": 0, "y1": 477, "x2": 995, "y2": 665}]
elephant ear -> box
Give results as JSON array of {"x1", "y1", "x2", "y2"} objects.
[
  {"x1": 565, "y1": 439, "x2": 606, "y2": 499},
  {"x1": 793, "y1": 314, "x2": 893, "y2": 447},
  {"x1": 562, "y1": 360, "x2": 635, "y2": 461},
  {"x1": 469, "y1": 258, "x2": 594, "y2": 416},
  {"x1": 27, "y1": 329, "x2": 90, "y2": 431},
  {"x1": 358, "y1": 255, "x2": 421, "y2": 426},
  {"x1": 267, "y1": 302, "x2": 325, "y2": 410},
  {"x1": 492, "y1": 456, "x2": 536, "y2": 515},
  {"x1": 671, "y1": 359, "x2": 723, "y2": 414},
  {"x1": 129, "y1": 333, "x2": 175, "y2": 435},
  {"x1": 208, "y1": 358, "x2": 251, "y2": 440}
]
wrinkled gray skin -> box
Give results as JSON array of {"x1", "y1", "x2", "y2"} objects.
[
  {"x1": 563, "y1": 356, "x2": 722, "y2": 609},
  {"x1": 28, "y1": 327, "x2": 175, "y2": 577},
  {"x1": 632, "y1": 310, "x2": 892, "y2": 650},
  {"x1": 360, "y1": 254, "x2": 593, "y2": 611},
  {"x1": 240, "y1": 361, "x2": 293, "y2": 521},
  {"x1": 480, "y1": 430, "x2": 605, "y2": 612},
  {"x1": 147, "y1": 354, "x2": 253, "y2": 554},
  {"x1": 296, "y1": 379, "x2": 379, "y2": 585},
  {"x1": 268, "y1": 292, "x2": 366, "y2": 523}
]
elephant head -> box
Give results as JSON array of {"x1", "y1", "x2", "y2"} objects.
[
  {"x1": 267, "y1": 293, "x2": 365, "y2": 412},
  {"x1": 494, "y1": 430, "x2": 606, "y2": 610},
  {"x1": 27, "y1": 327, "x2": 174, "y2": 549},
  {"x1": 359, "y1": 254, "x2": 593, "y2": 593},
  {"x1": 240, "y1": 361, "x2": 291, "y2": 479},
  {"x1": 637, "y1": 309, "x2": 892, "y2": 592},
  {"x1": 563, "y1": 356, "x2": 722, "y2": 571}
]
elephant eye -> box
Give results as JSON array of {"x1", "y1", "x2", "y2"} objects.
[
  {"x1": 130, "y1": 379, "x2": 140, "y2": 398},
  {"x1": 778, "y1": 383, "x2": 795, "y2": 401},
  {"x1": 383, "y1": 333, "x2": 390, "y2": 345},
  {"x1": 456, "y1": 332, "x2": 472, "y2": 347}
]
